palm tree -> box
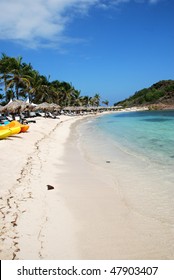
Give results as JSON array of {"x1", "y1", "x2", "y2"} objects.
[
  {"x1": 90, "y1": 93, "x2": 101, "y2": 107},
  {"x1": 49, "y1": 80, "x2": 65, "y2": 105},
  {"x1": 55, "y1": 81, "x2": 74, "y2": 107},
  {"x1": 79, "y1": 95, "x2": 92, "y2": 107},
  {"x1": 28, "y1": 71, "x2": 44, "y2": 102},
  {"x1": 4, "y1": 57, "x2": 30, "y2": 99},
  {"x1": 6, "y1": 56, "x2": 31, "y2": 100},
  {"x1": 31, "y1": 75, "x2": 51, "y2": 103},
  {"x1": 71, "y1": 90, "x2": 83, "y2": 106},
  {"x1": 0, "y1": 53, "x2": 13, "y2": 101},
  {"x1": 102, "y1": 99, "x2": 109, "y2": 106}
]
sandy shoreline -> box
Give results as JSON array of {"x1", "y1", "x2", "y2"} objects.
[
  {"x1": 1, "y1": 112, "x2": 174, "y2": 260},
  {"x1": 0, "y1": 115, "x2": 84, "y2": 259}
]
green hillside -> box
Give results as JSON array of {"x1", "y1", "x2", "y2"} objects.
[{"x1": 114, "y1": 80, "x2": 174, "y2": 109}]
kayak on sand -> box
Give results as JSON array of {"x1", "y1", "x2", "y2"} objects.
[
  {"x1": 5, "y1": 120, "x2": 29, "y2": 133},
  {"x1": 0, "y1": 128, "x2": 12, "y2": 139},
  {"x1": 0, "y1": 125, "x2": 21, "y2": 135}
]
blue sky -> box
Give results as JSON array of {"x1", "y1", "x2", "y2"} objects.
[{"x1": 0, "y1": 0, "x2": 173, "y2": 105}]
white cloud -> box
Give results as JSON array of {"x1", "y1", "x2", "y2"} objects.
[
  {"x1": 0, "y1": 0, "x2": 99, "y2": 48},
  {"x1": 0, "y1": 0, "x2": 161, "y2": 49}
]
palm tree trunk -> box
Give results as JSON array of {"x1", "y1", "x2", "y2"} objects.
[{"x1": 15, "y1": 83, "x2": 19, "y2": 100}]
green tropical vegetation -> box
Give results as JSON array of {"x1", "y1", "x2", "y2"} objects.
[
  {"x1": 114, "y1": 80, "x2": 174, "y2": 108},
  {"x1": 0, "y1": 54, "x2": 103, "y2": 108}
]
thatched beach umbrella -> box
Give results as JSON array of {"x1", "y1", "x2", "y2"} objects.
[
  {"x1": 2, "y1": 100, "x2": 33, "y2": 114},
  {"x1": 49, "y1": 103, "x2": 60, "y2": 112},
  {"x1": 63, "y1": 106, "x2": 75, "y2": 111},
  {"x1": 86, "y1": 106, "x2": 98, "y2": 112},
  {"x1": 33, "y1": 103, "x2": 60, "y2": 116},
  {"x1": 34, "y1": 102, "x2": 56, "y2": 112},
  {"x1": 33, "y1": 102, "x2": 49, "y2": 111}
]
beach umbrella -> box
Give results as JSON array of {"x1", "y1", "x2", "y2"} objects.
[
  {"x1": 33, "y1": 102, "x2": 50, "y2": 111},
  {"x1": 63, "y1": 106, "x2": 74, "y2": 111},
  {"x1": 87, "y1": 106, "x2": 98, "y2": 112},
  {"x1": 63, "y1": 106, "x2": 84, "y2": 112},
  {"x1": 33, "y1": 102, "x2": 60, "y2": 112},
  {"x1": 33, "y1": 102, "x2": 51, "y2": 112},
  {"x1": 1, "y1": 100, "x2": 33, "y2": 114},
  {"x1": 49, "y1": 103, "x2": 60, "y2": 111},
  {"x1": 75, "y1": 106, "x2": 86, "y2": 111}
]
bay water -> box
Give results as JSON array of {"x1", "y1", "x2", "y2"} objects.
[{"x1": 77, "y1": 110, "x2": 174, "y2": 226}]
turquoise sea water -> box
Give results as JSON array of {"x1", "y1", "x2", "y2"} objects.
[
  {"x1": 77, "y1": 110, "x2": 174, "y2": 225},
  {"x1": 79, "y1": 110, "x2": 174, "y2": 170}
]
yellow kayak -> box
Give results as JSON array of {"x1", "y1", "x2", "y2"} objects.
[
  {"x1": 0, "y1": 125, "x2": 21, "y2": 135},
  {"x1": 6, "y1": 120, "x2": 29, "y2": 133},
  {"x1": 0, "y1": 129, "x2": 11, "y2": 139}
]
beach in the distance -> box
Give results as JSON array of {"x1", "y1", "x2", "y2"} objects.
[{"x1": 0, "y1": 112, "x2": 174, "y2": 260}]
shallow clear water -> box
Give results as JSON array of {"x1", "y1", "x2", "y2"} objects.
[
  {"x1": 77, "y1": 110, "x2": 174, "y2": 225},
  {"x1": 79, "y1": 110, "x2": 174, "y2": 169}
]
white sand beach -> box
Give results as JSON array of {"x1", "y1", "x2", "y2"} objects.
[
  {"x1": 0, "y1": 115, "x2": 82, "y2": 259},
  {"x1": 0, "y1": 113, "x2": 174, "y2": 260}
]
